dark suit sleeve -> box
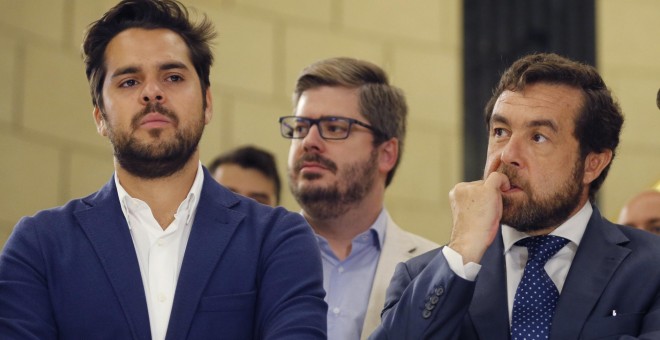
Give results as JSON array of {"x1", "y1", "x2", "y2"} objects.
[
  {"x1": 254, "y1": 210, "x2": 327, "y2": 339},
  {"x1": 0, "y1": 218, "x2": 57, "y2": 339},
  {"x1": 369, "y1": 248, "x2": 476, "y2": 339}
]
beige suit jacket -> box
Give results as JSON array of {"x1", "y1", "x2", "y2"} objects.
[{"x1": 360, "y1": 213, "x2": 439, "y2": 339}]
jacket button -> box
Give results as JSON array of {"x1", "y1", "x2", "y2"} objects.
[
  {"x1": 425, "y1": 302, "x2": 435, "y2": 311},
  {"x1": 422, "y1": 309, "x2": 432, "y2": 319},
  {"x1": 430, "y1": 295, "x2": 439, "y2": 304},
  {"x1": 435, "y1": 287, "x2": 444, "y2": 296}
]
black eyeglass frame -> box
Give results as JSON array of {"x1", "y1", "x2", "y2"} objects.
[{"x1": 278, "y1": 115, "x2": 387, "y2": 140}]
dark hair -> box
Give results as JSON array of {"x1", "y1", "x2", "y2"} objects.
[
  {"x1": 208, "y1": 146, "x2": 282, "y2": 204},
  {"x1": 484, "y1": 53, "x2": 624, "y2": 201},
  {"x1": 82, "y1": 0, "x2": 216, "y2": 110},
  {"x1": 293, "y1": 57, "x2": 407, "y2": 187}
]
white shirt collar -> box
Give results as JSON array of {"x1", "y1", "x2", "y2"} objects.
[
  {"x1": 502, "y1": 200, "x2": 593, "y2": 253},
  {"x1": 114, "y1": 162, "x2": 205, "y2": 229}
]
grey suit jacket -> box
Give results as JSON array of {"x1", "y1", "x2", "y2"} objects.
[
  {"x1": 369, "y1": 207, "x2": 660, "y2": 339},
  {"x1": 360, "y1": 212, "x2": 439, "y2": 339}
]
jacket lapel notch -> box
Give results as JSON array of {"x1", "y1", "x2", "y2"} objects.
[
  {"x1": 75, "y1": 179, "x2": 151, "y2": 340},
  {"x1": 550, "y1": 209, "x2": 631, "y2": 340}
]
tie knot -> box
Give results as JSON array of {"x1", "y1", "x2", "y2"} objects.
[{"x1": 516, "y1": 235, "x2": 569, "y2": 266}]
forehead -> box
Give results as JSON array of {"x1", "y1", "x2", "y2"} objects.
[
  {"x1": 214, "y1": 164, "x2": 275, "y2": 192},
  {"x1": 492, "y1": 83, "x2": 584, "y2": 127},
  {"x1": 104, "y1": 28, "x2": 193, "y2": 71},
  {"x1": 295, "y1": 86, "x2": 363, "y2": 120},
  {"x1": 629, "y1": 193, "x2": 660, "y2": 216}
]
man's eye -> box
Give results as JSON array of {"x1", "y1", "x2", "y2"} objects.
[
  {"x1": 167, "y1": 75, "x2": 183, "y2": 82},
  {"x1": 532, "y1": 134, "x2": 548, "y2": 143},
  {"x1": 326, "y1": 123, "x2": 347, "y2": 133},
  {"x1": 493, "y1": 128, "x2": 507, "y2": 137},
  {"x1": 293, "y1": 125, "x2": 309, "y2": 135},
  {"x1": 120, "y1": 79, "x2": 138, "y2": 88}
]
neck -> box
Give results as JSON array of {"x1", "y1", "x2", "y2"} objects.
[
  {"x1": 115, "y1": 153, "x2": 200, "y2": 229},
  {"x1": 304, "y1": 187, "x2": 384, "y2": 261}
]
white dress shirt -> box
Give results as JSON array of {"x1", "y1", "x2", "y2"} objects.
[
  {"x1": 444, "y1": 201, "x2": 592, "y2": 323},
  {"x1": 114, "y1": 163, "x2": 204, "y2": 340}
]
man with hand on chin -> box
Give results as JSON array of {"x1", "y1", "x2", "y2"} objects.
[
  {"x1": 0, "y1": 1, "x2": 326, "y2": 339},
  {"x1": 370, "y1": 53, "x2": 660, "y2": 340}
]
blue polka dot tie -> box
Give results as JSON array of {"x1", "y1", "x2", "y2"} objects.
[{"x1": 511, "y1": 235, "x2": 569, "y2": 340}]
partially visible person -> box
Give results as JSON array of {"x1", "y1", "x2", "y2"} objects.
[
  {"x1": 208, "y1": 145, "x2": 281, "y2": 206},
  {"x1": 369, "y1": 53, "x2": 660, "y2": 339},
  {"x1": 618, "y1": 190, "x2": 660, "y2": 235},
  {"x1": 282, "y1": 57, "x2": 438, "y2": 340},
  {"x1": 0, "y1": 1, "x2": 326, "y2": 339}
]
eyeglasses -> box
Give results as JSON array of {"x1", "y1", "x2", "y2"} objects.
[{"x1": 279, "y1": 116, "x2": 385, "y2": 140}]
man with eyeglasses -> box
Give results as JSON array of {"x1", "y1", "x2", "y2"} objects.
[{"x1": 280, "y1": 57, "x2": 438, "y2": 340}]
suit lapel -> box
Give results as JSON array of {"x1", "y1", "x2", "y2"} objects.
[
  {"x1": 550, "y1": 207, "x2": 630, "y2": 340},
  {"x1": 75, "y1": 178, "x2": 151, "y2": 340},
  {"x1": 469, "y1": 229, "x2": 511, "y2": 339},
  {"x1": 362, "y1": 216, "x2": 418, "y2": 339},
  {"x1": 165, "y1": 174, "x2": 244, "y2": 340}
]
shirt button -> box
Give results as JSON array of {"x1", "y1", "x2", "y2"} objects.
[
  {"x1": 332, "y1": 307, "x2": 340, "y2": 315},
  {"x1": 157, "y1": 239, "x2": 164, "y2": 246},
  {"x1": 338, "y1": 266, "x2": 345, "y2": 273},
  {"x1": 158, "y1": 293, "x2": 166, "y2": 302}
]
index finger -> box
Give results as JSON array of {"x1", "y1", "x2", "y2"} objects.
[{"x1": 484, "y1": 155, "x2": 503, "y2": 179}]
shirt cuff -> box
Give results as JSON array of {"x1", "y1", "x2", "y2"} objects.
[{"x1": 442, "y1": 246, "x2": 481, "y2": 281}]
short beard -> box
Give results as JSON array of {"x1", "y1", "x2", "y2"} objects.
[
  {"x1": 104, "y1": 103, "x2": 204, "y2": 179},
  {"x1": 500, "y1": 157, "x2": 584, "y2": 233},
  {"x1": 290, "y1": 149, "x2": 378, "y2": 220}
]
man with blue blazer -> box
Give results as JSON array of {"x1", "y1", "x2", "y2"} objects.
[
  {"x1": 369, "y1": 53, "x2": 660, "y2": 339},
  {"x1": 0, "y1": 1, "x2": 326, "y2": 339}
]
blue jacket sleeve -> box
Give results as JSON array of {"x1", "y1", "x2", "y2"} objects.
[
  {"x1": 368, "y1": 248, "x2": 476, "y2": 340},
  {"x1": 254, "y1": 209, "x2": 328, "y2": 339},
  {"x1": 0, "y1": 217, "x2": 57, "y2": 339}
]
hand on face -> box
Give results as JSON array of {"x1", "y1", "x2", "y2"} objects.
[{"x1": 448, "y1": 157, "x2": 510, "y2": 264}]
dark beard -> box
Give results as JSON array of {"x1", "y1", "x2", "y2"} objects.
[
  {"x1": 499, "y1": 158, "x2": 584, "y2": 233},
  {"x1": 105, "y1": 103, "x2": 204, "y2": 179},
  {"x1": 290, "y1": 150, "x2": 378, "y2": 220}
]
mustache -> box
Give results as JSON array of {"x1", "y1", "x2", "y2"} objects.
[
  {"x1": 497, "y1": 164, "x2": 526, "y2": 190},
  {"x1": 294, "y1": 153, "x2": 338, "y2": 174},
  {"x1": 131, "y1": 102, "x2": 179, "y2": 129}
]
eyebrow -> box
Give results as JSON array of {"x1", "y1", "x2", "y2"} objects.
[
  {"x1": 111, "y1": 66, "x2": 140, "y2": 79},
  {"x1": 110, "y1": 62, "x2": 189, "y2": 79},
  {"x1": 526, "y1": 119, "x2": 558, "y2": 133},
  {"x1": 490, "y1": 113, "x2": 558, "y2": 133}
]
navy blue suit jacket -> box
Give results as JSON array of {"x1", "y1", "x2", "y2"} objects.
[
  {"x1": 370, "y1": 207, "x2": 660, "y2": 339},
  {"x1": 0, "y1": 169, "x2": 327, "y2": 339}
]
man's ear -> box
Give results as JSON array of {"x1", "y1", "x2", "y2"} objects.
[
  {"x1": 93, "y1": 106, "x2": 108, "y2": 136},
  {"x1": 378, "y1": 138, "x2": 399, "y2": 174},
  {"x1": 583, "y1": 149, "x2": 613, "y2": 185},
  {"x1": 204, "y1": 88, "x2": 213, "y2": 124}
]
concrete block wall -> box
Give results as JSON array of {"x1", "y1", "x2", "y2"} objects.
[{"x1": 597, "y1": 0, "x2": 660, "y2": 221}]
